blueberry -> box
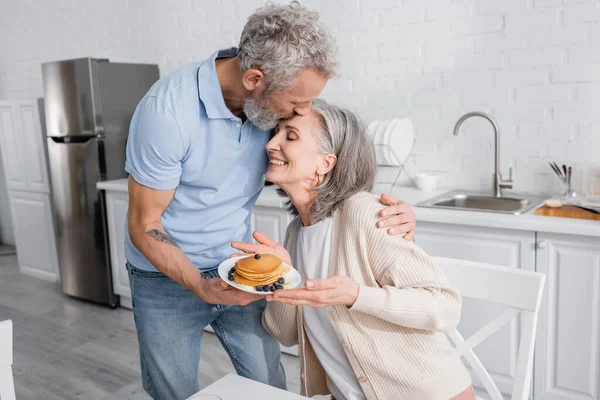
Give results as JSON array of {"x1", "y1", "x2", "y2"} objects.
[
  {"x1": 256, "y1": 285, "x2": 263, "y2": 292},
  {"x1": 278, "y1": 277, "x2": 285, "y2": 284},
  {"x1": 269, "y1": 285, "x2": 276, "y2": 292},
  {"x1": 254, "y1": 253, "x2": 261, "y2": 259},
  {"x1": 262, "y1": 285, "x2": 270, "y2": 292},
  {"x1": 229, "y1": 267, "x2": 235, "y2": 274},
  {"x1": 227, "y1": 275, "x2": 234, "y2": 281},
  {"x1": 274, "y1": 284, "x2": 283, "y2": 290}
]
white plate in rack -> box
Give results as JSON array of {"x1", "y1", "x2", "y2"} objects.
[{"x1": 217, "y1": 255, "x2": 301, "y2": 295}]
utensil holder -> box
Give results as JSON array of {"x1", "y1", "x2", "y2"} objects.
[{"x1": 560, "y1": 181, "x2": 578, "y2": 204}]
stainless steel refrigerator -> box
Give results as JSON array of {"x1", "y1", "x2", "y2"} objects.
[{"x1": 42, "y1": 58, "x2": 159, "y2": 307}]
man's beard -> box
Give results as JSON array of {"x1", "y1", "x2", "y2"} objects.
[{"x1": 243, "y1": 93, "x2": 290, "y2": 131}]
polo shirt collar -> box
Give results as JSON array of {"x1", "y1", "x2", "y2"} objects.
[{"x1": 197, "y1": 47, "x2": 239, "y2": 120}]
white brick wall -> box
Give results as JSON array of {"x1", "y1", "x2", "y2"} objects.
[{"x1": 0, "y1": 0, "x2": 599, "y2": 202}]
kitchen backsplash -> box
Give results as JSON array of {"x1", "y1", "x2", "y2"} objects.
[{"x1": 0, "y1": 0, "x2": 599, "y2": 197}]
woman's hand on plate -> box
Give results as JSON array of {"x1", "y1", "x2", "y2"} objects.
[
  {"x1": 230, "y1": 230, "x2": 292, "y2": 265},
  {"x1": 267, "y1": 276, "x2": 359, "y2": 307}
]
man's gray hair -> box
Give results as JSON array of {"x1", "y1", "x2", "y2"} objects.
[
  {"x1": 278, "y1": 99, "x2": 377, "y2": 222},
  {"x1": 238, "y1": 1, "x2": 338, "y2": 92}
]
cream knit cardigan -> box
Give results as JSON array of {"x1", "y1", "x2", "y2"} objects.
[{"x1": 263, "y1": 192, "x2": 472, "y2": 400}]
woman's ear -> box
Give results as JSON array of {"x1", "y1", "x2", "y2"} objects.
[
  {"x1": 319, "y1": 154, "x2": 337, "y2": 175},
  {"x1": 242, "y1": 68, "x2": 265, "y2": 91}
]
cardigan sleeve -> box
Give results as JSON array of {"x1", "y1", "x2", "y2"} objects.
[
  {"x1": 263, "y1": 302, "x2": 298, "y2": 347},
  {"x1": 262, "y1": 217, "x2": 301, "y2": 346},
  {"x1": 345, "y1": 193, "x2": 462, "y2": 332}
]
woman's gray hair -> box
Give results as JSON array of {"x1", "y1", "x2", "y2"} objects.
[
  {"x1": 238, "y1": 1, "x2": 338, "y2": 92},
  {"x1": 278, "y1": 99, "x2": 377, "y2": 222}
]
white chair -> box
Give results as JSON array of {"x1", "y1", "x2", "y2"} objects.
[
  {"x1": 0, "y1": 319, "x2": 16, "y2": 400},
  {"x1": 434, "y1": 257, "x2": 546, "y2": 400}
]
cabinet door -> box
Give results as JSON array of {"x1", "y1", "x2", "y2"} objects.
[
  {"x1": 8, "y1": 190, "x2": 59, "y2": 281},
  {"x1": 416, "y1": 222, "x2": 536, "y2": 397},
  {"x1": 535, "y1": 233, "x2": 600, "y2": 400},
  {"x1": 250, "y1": 206, "x2": 292, "y2": 245},
  {"x1": 17, "y1": 101, "x2": 49, "y2": 193},
  {"x1": 0, "y1": 102, "x2": 27, "y2": 191},
  {"x1": 105, "y1": 191, "x2": 130, "y2": 299}
]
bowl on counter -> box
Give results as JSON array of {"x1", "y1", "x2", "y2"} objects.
[{"x1": 413, "y1": 170, "x2": 444, "y2": 192}]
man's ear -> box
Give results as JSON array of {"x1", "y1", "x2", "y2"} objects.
[{"x1": 242, "y1": 68, "x2": 265, "y2": 91}]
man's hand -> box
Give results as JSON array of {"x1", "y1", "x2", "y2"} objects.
[
  {"x1": 378, "y1": 193, "x2": 416, "y2": 241},
  {"x1": 195, "y1": 276, "x2": 262, "y2": 306},
  {"x1": 231, "y1": 231, "x2": 292, "y2": 265},
  {"x1": 267, "y1": 276, "x2": 359, "y2": 307}
]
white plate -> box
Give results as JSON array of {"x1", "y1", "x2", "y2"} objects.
[{"x1": 218, "y1": 255, "x2": 301, "y2": 295}]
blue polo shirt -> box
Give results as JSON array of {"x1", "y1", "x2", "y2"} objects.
[{"x1": 124, "y1": 48, "x2": 271, "y2": 272}]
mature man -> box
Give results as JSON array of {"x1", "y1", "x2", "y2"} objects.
[{"x1": 125, "y1": 2, "x2": 416, "y2": 399}]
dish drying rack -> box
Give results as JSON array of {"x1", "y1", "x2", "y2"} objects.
[{"x1": 373, "y1": 141, "x2": 415, "y2": 192}]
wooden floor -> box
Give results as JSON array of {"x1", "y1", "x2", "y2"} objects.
[{"x1": 0, "y1": 252, "x2": 323, "y2": 400}]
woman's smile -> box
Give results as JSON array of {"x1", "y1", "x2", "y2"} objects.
[{"x1": 269, "y1": 156, "x2": 288, "y2": 167}]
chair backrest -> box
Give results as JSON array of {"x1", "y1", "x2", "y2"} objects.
[
  {"x1": 433, "y1": 257, "x2": 546, "y2": 400},
  {"x1": 0, "y1": 319, "x2": 16, "y2": 400}
]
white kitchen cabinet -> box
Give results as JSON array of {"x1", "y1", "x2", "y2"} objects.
[
  {"x1": 17, "y1": 101, "x2": 50, "y2": 193},
  {"x1": 8, "y1": 190, "x2": 59, "y2": 281},
  {"x1": 0, "y1": 102, "x2": 27, "y2": 191},
  {"x1": 0, "y1": 100, "x2": 56, "y2": 279},
  {"x1": 534, "y1": 233, "x2": 600, "y2": 400},
  {"x1": 416, "y1": 222, "x2": 536, "y2": 398},
  {"x1": 250, "y1": 205, "x2": 293, "y2": 245},
  {"x1": 0, "y1": 101, "x2": 49, "y2": 193},
  {"x1": 105, "y1": 190, "x2": 131, "y2": 308}
]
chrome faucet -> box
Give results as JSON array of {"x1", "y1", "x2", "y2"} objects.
[{"x1": 453, "y1": 112, "x2": 513, "y2": 197}]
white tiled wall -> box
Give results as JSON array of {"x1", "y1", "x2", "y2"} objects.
[{"x1": 0, "y1": 0, "x2": 599, "y2": 201}]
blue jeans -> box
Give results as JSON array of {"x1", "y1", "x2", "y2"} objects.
[{"x1": 126, "y1": 262, "x2": 286, "y2": 400}]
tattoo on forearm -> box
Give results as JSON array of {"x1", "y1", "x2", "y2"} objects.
[{"x1": 147, "y1": 229, "x2": 179, "y2": 247}]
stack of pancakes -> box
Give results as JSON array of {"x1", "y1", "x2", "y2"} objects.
[{"x1": 233, "y1": 254, "x2": 284, "y2": 287}]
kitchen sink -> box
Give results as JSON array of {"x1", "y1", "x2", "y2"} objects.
[{"x1": 417, "y1": 191, "x2": 543, "y2": 215}]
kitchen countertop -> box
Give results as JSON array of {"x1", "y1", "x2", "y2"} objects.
[
  {"x1": 97, "y1": 178, "x2": 600, "y2": 237},
  {"x1": 96, "y1": 178, "x2": 289, "y2": 208}
]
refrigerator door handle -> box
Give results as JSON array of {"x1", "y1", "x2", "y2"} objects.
[{"x1": 49, "y1": 135, "x2": 96, "y2": 144}]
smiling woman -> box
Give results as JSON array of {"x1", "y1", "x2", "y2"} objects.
[
  {"x1": 265, "y1": 98, "x2": 376, "y2": 225},
  {"x1": 245, "y1": 99, "x2": 475, "y2": 400}
]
